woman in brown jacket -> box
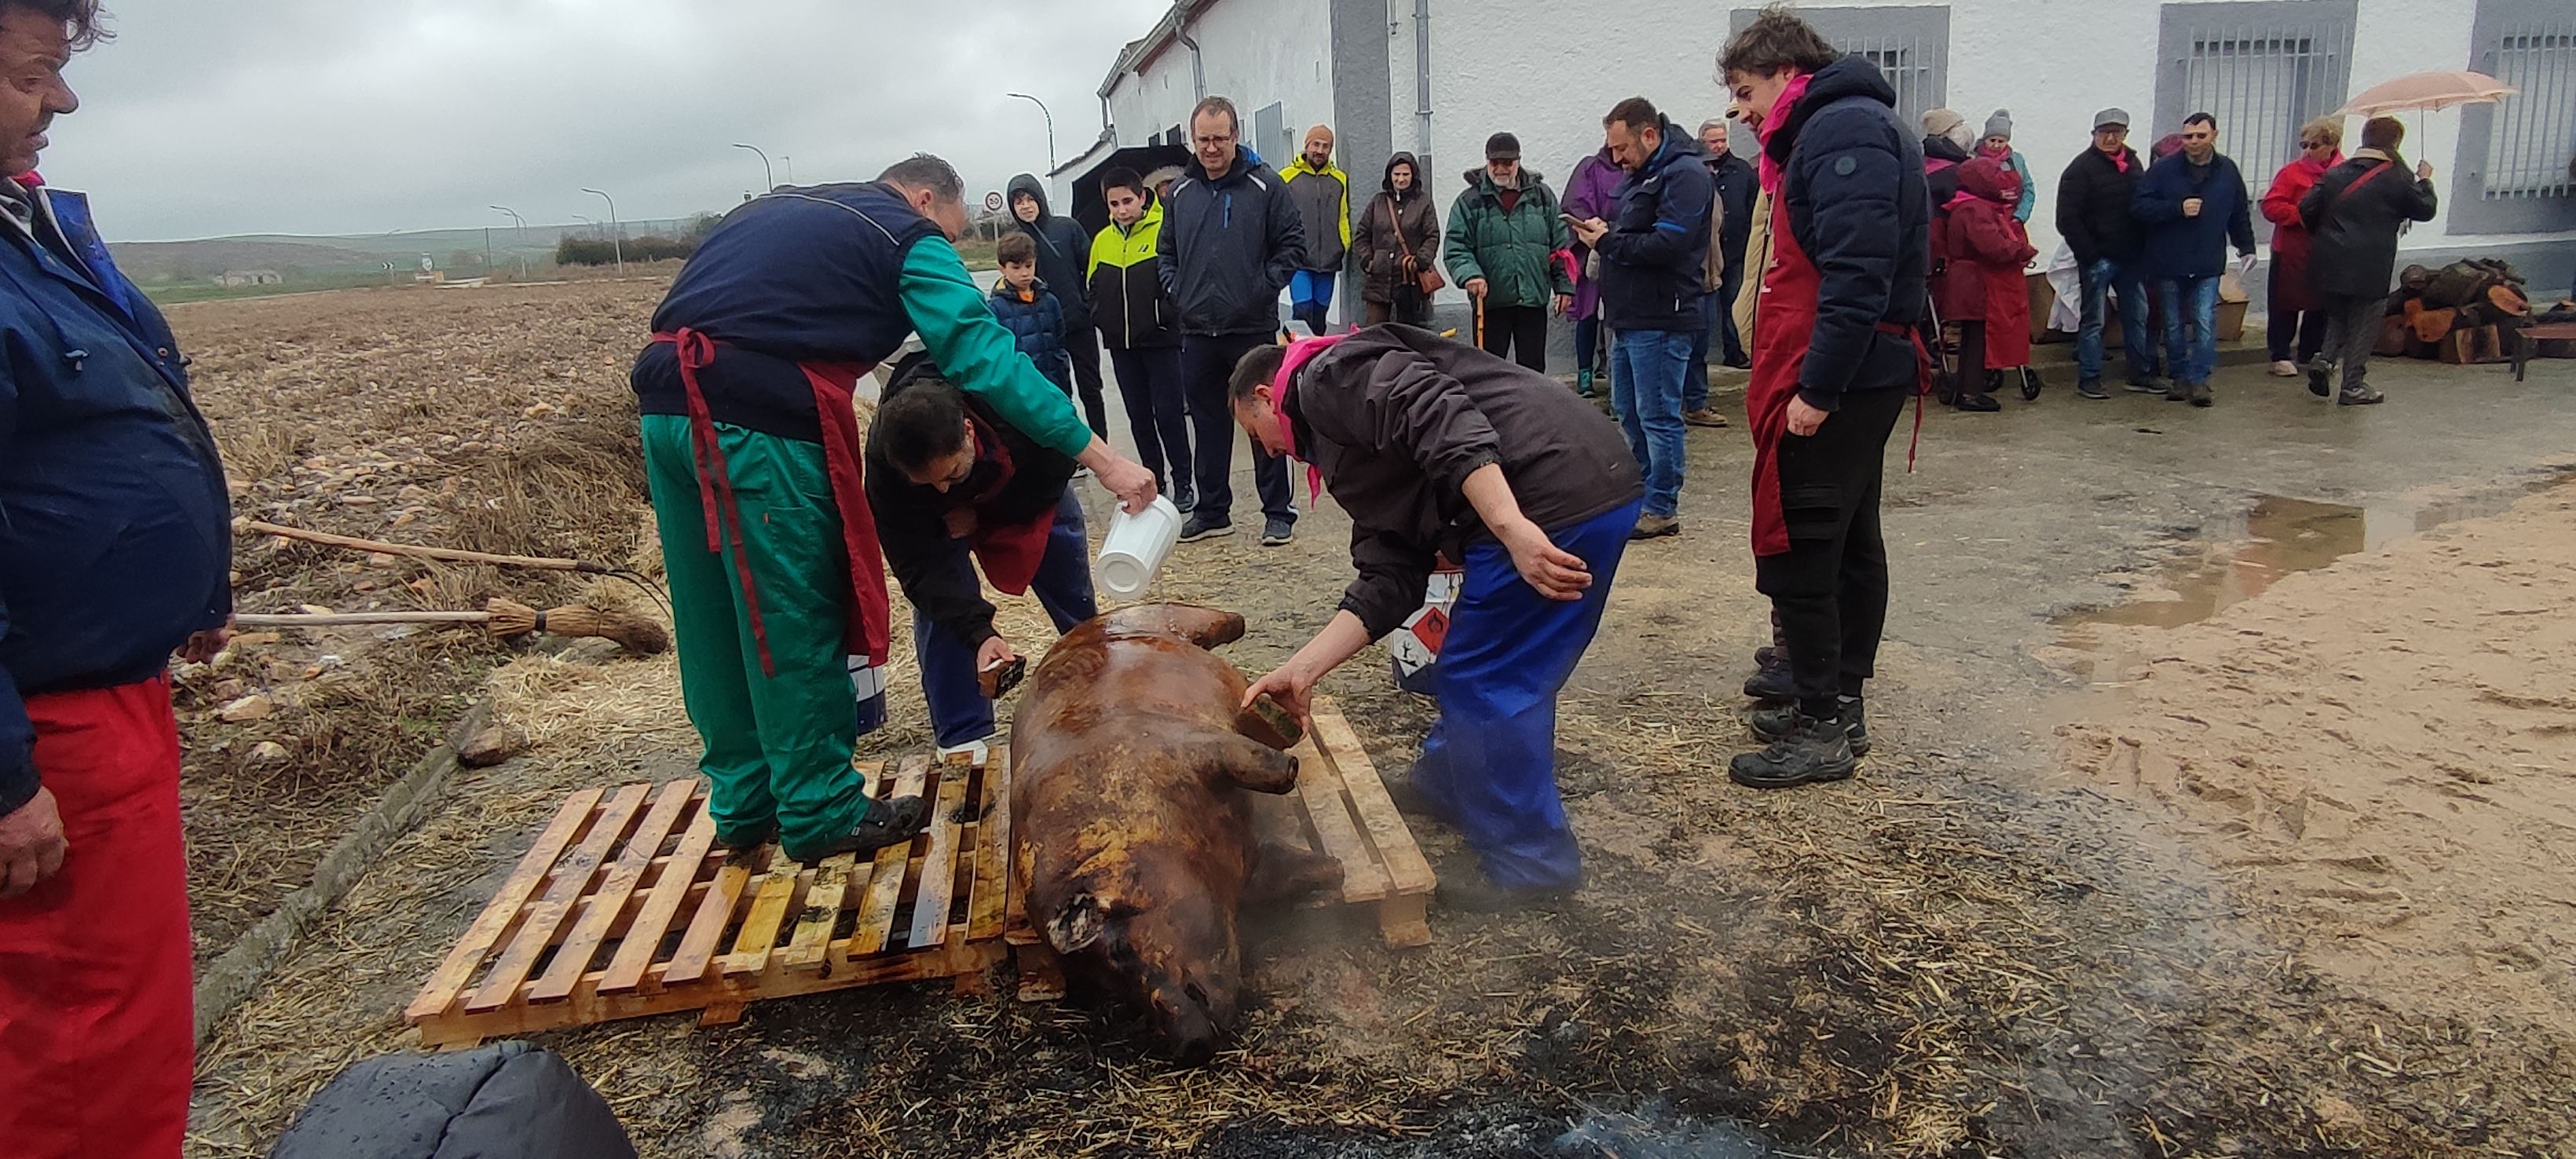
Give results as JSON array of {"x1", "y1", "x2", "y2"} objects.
[{"x1": 1352, "y1": 152, "x2": 1442, "y2": 327}]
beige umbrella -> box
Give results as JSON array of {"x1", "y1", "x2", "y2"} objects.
[{"x1": 2335, "y1": 71, "x2": 2518, "y2": 116}]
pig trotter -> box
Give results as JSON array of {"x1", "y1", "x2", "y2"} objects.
[{"x1": 1246, "y1": 842, "x2": 1345, "y2": 905}]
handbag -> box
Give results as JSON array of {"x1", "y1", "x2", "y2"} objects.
[{"x1": 1387, "y1": 197, "x2": 1444, "y2": 294}]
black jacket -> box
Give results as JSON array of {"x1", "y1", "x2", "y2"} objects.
[
  {"x1": 864, "y1": 356, "x2": 1078, "y2": 649},
  {"x1": 1596, "y1": 117, "x2": 1718, "y2": 332},
  {"x1": 1768, "y1": 55, "x2": 1930, "y2": 404},
  {"x1": 2299, "y1": 153, "x2": 2439, "y2": 300},
  {"x1": 1157, "y1": 147, "x2": 1307, "y2": 336},
  {"x1": 1923, "y1": 134, "x2": 1972, "y2": 207},
  {"x1": 2056, "y1": 145, "x2": 2147, "y2": 265},
  {"x1": 1007, "y1": 174, "x2": 1092, "y2": 330},
  {"x1": 1285, "y1": 324, "x2": 1641, "y2": 639},
  {"x1": 1707, "y1": 152, "x2": 1758, "y2": 272}
]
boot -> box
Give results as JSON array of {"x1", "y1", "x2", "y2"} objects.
[
  {"x1": 1749, "y1": 697, "x2": 1870, "y2": 756},
  {"x1": 1728, "y1": 713, "x2": 1859, "y2": 789},
  {"x1": 797, "y1": 795, "x2": 931, "y2": 860},
  {"x1": 1575, "y1": 367, "x2": 1596, "y2": 397},
  {"x1": 1742, "y1": 653, "x2": 1795, "y2": 700},
  {"x1": 2189, "y1": 379, "x2": 2213, "y2": 408}
]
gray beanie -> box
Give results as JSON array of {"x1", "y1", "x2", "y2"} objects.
[{"x1": 1984, "y1": 109, "x2": 2013, "y2": 141}]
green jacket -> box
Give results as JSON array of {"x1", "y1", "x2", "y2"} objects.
[{"x1": 1444, "y1": 167, "x2": 1574, "y2": 309}]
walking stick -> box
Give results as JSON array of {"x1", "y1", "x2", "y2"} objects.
[
  {"x1": 233, "y1": 598, "x2": 670, "y2": 655},
  {"x1": 1473, "y1": 294, "x2": 1485, "y2": 349},
  {"x1": 240, "y1": 520, "x2": 668, "y2": 616}
]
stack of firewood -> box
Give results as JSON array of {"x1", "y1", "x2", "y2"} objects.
[{"x1": 2378, "y1": 258, "x2": 2532, "y2": 364}]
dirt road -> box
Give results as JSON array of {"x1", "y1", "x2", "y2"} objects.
[{"x1": 178, "y1": 281, "x2": 2576, "y2": 1157}]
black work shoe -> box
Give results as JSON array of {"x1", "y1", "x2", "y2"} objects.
[
  {"x1": 1749, "y1": 700, "x2": 1870, "y2": 757},
  {"x1": 1753, "y1": 645, "x2": 1780, "y2": 669},
  {"x1": 803, "y1": 795, "x2": 931, "y2": 860},
  {"x1": 2019, "y1": 367, "x2": 2044, "y2": 400},
  {"x1": 1436, "y1": 874, "x2": 1579, "y2": 913},
  {"x1": 1953, "y1": 391, "x2": 2002, "y2": 413},
  {"x1": 2304, "y1": 356, "x2": 2334, "y2": 397},
  {"x1": 2189, "y1": 380, "x2": 2213, "y2": 408},
  {"x1": 2337, "y1": 386, "x2": 2385, "y2": 406},
  {"x1": 2077, "y1": 378, "x2": 2109, "y2": 400},
  {"x1": 1178, "y1": 511, "x2": 1233, "y2": 542},
  {"x1": 1261, "y1": 517, "x2": 1296, "y2": 547},
  {"x1": 1728, "y1": 715, "x2": 1859, "y2": 789},
  {"x1": 1743, "y1": 656, "x2": 1796, "y2": 701}
]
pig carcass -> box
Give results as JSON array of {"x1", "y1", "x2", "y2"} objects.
[{"x1": 1009, "y1": 603, "x2": 1340, "y2": 1063}]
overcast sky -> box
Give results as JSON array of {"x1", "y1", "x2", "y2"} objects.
[{"x1": 38, "y1": 0, "x2": 1169, "y2": 241}]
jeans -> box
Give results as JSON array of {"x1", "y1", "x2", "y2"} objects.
[
  {"x1": 2077, "y1": 257, "x2": 2155, "y2": 383},
  {"x1": 2157, "y1": 274, "x2": 2222, "y2": 386},
  {"x1": 1107, "y1": 344, "x2": 1191, "y2": 500},
  {"x1": 1612, "y1": 328, "x2": 1692, "y2": 518},
  {"x1": 909, "y1": 487, "x2": 1096, "y2": 748},
  {"x1": 1181, "y1": 332, "x2": 1296, "y2": 525},
  {"x1": 1290, "y1": 269, "x2": 1337, "y2": 335}
]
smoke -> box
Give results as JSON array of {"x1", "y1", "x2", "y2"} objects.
[{"x1": 1552, "y1": 1102, "x2": 1788, "y2": 1159}]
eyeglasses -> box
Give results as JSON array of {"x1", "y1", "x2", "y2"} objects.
[{"x1": 1193, "y1": 133, "x2": 1234, "y2": 146}]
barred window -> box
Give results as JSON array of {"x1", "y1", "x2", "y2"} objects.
[
  {"x1": 2153, "y1": 0, "x2": 2357, "y2": 212},
  {"x1": 1729, "y1": 5, "x2": 1951, "y2": 129},
  {"x1": 2455, "y1": 0, "x2": 2576, "y2": 232}
]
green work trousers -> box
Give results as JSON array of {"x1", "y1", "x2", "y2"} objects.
[{"x1": 642, "y1": 415, "x2": 865, "y2": 859}]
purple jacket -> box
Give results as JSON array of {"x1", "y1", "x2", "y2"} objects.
[{"x1": 1562, "y1": 150, "x2": 1625, "y2": 321}]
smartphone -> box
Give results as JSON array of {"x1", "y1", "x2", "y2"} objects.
[{"x1": 978, "y1": 656, "x2": 1027, "y2": 700}]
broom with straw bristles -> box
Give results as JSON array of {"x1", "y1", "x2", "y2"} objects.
[{"x1": 234, "y1": 598, "x2": 670, "y2": 655}]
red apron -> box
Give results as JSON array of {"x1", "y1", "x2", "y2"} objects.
[
  {"x1": 955, "y1": 415, "x2": 1056, "y2": 595},
  {"x1": 651, "y1": 329, "x2": 891, "y2": 671}
]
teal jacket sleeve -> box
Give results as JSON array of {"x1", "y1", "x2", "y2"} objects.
[{"x1": 899, "y1": 236, "x2": 1094, "y2": 458}]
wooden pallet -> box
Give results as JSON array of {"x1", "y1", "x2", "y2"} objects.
[
  {"x1": 1004, "y1": 699, "x2": 1437, "y2": 1000},
  {"x1": 405, "y1": 750, "x2": 1012, "y2": 1048}
]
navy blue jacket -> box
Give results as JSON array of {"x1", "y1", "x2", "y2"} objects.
[
  {"x1": 636, "y1": 182, "x2": 943, "y2": 443},
  {"x1": 1, "y1": 185, "x2": 232, "y2": 814},
  {"x1": 1595, "y1": 119, "x2": 1717, "y2": 333},
  {"x1": 2133, "y1": 151, "x2": 2256, "y2": 280},
  {"x1": 989, "y1": 278, "x2": 1070, "y2": 389},
  {"x1": 1005, "y1": 174, "x2": 1092, "y2": 331},
  {"x1": 1157, "y1": 146, "x2": 1307, "y2": 337},
  {"x1": 1767, "y1": 55, "x2": 1932, "y2": 407}
]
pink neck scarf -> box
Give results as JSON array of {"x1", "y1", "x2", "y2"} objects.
[
  {"x1": 1755, "y1": 72, "x2": 1814, "y2": 196},
  {"x1": 1271, "y1": 333, "x2": 1348, "y2": 506}
]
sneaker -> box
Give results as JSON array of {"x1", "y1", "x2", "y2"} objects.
[
  {"x1": 1743, "y1": 654, "x2": 1795, "y2": 701},
  {"x1": 1436, "y1": 873, "x2": 1579, "y2": 913},
  {"x1": 2126, "y1": 376, "x2": 2167, "y2": 395},
  {"x1": 2304, "y1": 356, "x2": 2334, "y2": 398},
  {"x1": 2336, "y1": 386, "x2": 2385, "y2": 406},
  {"x1": 1173, "y1": 486, "x2": 1198, "y2": 514},
  {"x1": 1178, "y1": 511, "x2": 1234, "y2": 542},
  {"x1": 1683, "y1": 408, "x2": 1730, "y2": 428},
  {"x1": 1749, "y1": 699, "x2": 1870, "y2": 757},
  {"x1": 2077, "y1": 377, "x2": 2109, "y2": 400},
  {"x1": 2189, "y1": 380, "x2": 2213, "y2": 408},
  {"x1": 1575, "y1": 368, "x2": 1596, "y2": 397},
  {"x1": 1727, "y1": 714, "x2": 1859, "y2": 789},
  {"x1": 2269, "y1": 359, "x2": 2300, "y2": 377},
  {"x1": 1261, "y1": 517, "x2": 1296, "y2": 547},
  {"x1": 2164, "y1": 379, "x2": 2190, "y2": 402},
  {"x1": 798, "y1": 795, "x2": 932, "y2": 860},
  {"x1": 935, "y1": 737, "x2": 990, "y2": 763},
  {"x1": 2018, "y1": 367, "x2": 2044, "y2": 400},
  {"x1": 1952, "y1": 391, "x2": 2002, "y2": 413},
  {"x1": 1630, "y1": 512, "x2": 1682, "y2": 540}
]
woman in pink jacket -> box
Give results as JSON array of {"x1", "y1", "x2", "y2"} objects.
[
  {"x1": 1938, "y1": 156, "x2": 2040, "y2": 411},
  {"x1": 1562, "y1": 146, "x2": 1626, "y2": 397},
  {"x1": 2260, "y1": 116, "x2": 2343, "y2": 376}
]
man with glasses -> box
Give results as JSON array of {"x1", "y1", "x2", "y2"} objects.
[
  {"x1": 1159, "y1": 95, "x2": 1308, "y2": 547},
  {"x1": 2133, "y1": 112, "x2": 2255, "y2": 408},
  {"x1": 2055, "y1": 108, "x2": 2155, "y2": 400}
]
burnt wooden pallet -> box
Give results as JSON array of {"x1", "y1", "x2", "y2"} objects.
[
  {"x1": 1004, "y1": 699, "x2": 1437, "y2": 1001},
  {"x1": 406, "y1": 748, "x2": 1012, "y2": 1048}
]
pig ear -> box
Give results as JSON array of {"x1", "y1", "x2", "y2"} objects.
[{"x1": 1046, "y1": 890, "x2": 1107, "y2": 954}]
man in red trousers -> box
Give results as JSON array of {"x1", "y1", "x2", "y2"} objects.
[{"x1": 1, "y1": 4, "x2": 236, "y2": 1155}]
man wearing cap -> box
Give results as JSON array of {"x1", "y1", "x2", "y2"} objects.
[
  {"x1": 1282, "y1": 125, "x2": 1352, "y2": 336},
  {"x1": 1444, "y1": 131, "x2": 1575, "y2": 372},
  {"x1": 2056, "y1": 107, "x2": 2157, "y2": 400}
]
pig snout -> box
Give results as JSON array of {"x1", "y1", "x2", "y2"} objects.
[{"x1": 1148, "y1": 973, "x2": 1234, "y2": 1066}]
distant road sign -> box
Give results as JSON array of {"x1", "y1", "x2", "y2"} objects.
[{"x1": 984, "y1": 190, "x2": 1005, "y2": 213}]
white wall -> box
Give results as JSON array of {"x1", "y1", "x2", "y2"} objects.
[{"x1": 1106, "y1": 0, "x2": 1339, "y2": 167}]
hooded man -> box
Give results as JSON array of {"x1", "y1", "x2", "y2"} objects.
[
  {"x1": 1283, "y1": 124, "x2": 1352, "y2": 336},
  {"x1": 1008, "y1": 173, "x2": 1107, "y2": 437}
]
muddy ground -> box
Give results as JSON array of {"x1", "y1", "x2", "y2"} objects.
[{"x1": 177, "y1": 280, "x2": 2576, "y2": 1157}]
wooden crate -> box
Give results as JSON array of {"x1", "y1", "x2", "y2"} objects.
[
  {"x1": 1004, "y1": 698, "x2": 1437, "y2": 1001},
  {"x1": 405, "y1": 750, "x2": 1012, "y2": 1049}
]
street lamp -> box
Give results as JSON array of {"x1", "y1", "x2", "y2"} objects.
[
  {"x1": 488, "y1": 205, "x2": 529, "y2": 280},
  {"x1": 1005, "y1": 92, "x2": 1056, "y2": 173},
  {"x1": 731, "y1": 142, "x2": 774, "y2": 191},
  {"x1": 580, "y1": 188, "x2": 624, "y2": 275}
]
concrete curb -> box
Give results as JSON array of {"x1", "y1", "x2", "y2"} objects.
[{"x1": 192, "y1": 703, "x2": 492, "y2": 1045}]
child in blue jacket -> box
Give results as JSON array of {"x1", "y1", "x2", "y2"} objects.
[{"x1": 989, "y1": 231, "x2": 1070, "y2": 392}]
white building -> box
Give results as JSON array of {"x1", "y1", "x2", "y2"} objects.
[{"x1": 1064, "y1": 0, "x2": 2575, "y2": 309}]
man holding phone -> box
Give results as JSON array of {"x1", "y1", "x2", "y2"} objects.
[
  {"x1": 2133, "y1": 112, "x2": 2255, "y2": 408},
  {"x1": 865, "y1": 353, "x2": 1097, "y2": 759}
]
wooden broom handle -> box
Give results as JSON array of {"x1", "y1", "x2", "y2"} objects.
[
  {"x1": 234, "y1": 611, "x2": 493, "y2": 628},
  {"x1": 241, "y1": 521, "x2": 605, "y2": 572}
]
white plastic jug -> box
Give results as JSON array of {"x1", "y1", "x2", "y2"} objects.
[{"x1": 1094, "y1": 495, "x2": 1182, "y2": 597}]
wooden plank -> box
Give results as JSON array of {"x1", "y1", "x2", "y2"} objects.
[
  {"x1": 722, "y1": 856, "x2": 807, "y2": 976},
  {"x1": 528, "y1": 780, "x2": 696, "y2": 1003},
  {"x1": 405, "y1": 785, "x2": 604, "y2": 1022},
  {"x1": 848, "y1": 755, "x2": 931, "y2": 958},
  {"x1": 1312, "y1": 710, "x2": 1437, "y2": 898},
  {"x1": 905, "y1": 757, "x2": 973, "y2": 949},
  {"x1": 853, "y1": 757, "x2": 884, "y2": 799},
  {"x1": 1012, "y1": 942, "x2": 1066, "y2": 1003},
  {"x1": 598, "y1": 792, "x2": 718, "y2": 996},
  {"x1": 782, "y1": 854, "x2": 855, "y2": 971},
  {"x1": 1376, "y1": 893, "x2": 1433, "y2": 949},
  {"x1": 464, "y1": 782, "x2": 651, "y2": 1013},
  {"x1": 966, "y1": 745, "x2": 1012, "y2": 941},
  {"x1": 663, "y1": 854, "x2": 759, "y2": 990},
  {"x1": 1290, "y1": 733, "x2": 1391, "y2": 903}
]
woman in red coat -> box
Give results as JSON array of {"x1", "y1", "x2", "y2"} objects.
[
  {"x1": 2261, "y1": 116, "x2": 2344, "y2": 376},
  {"x1": 1938, "y1": 156, "x2": 2038, "y2": 411}
]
